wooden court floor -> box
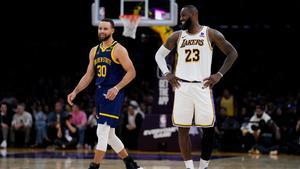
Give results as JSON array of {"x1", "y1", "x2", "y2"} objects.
[{"x1": 0, "y1": 149, "x2": 299, "y2": 169}]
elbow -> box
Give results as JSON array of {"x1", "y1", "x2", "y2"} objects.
[
  {"x1": 232, "y1": 49, "x2": 238, "y2": 60},
  {"x1": 226, "y1": 50, "x2": 238, "y2": 62},
  {"x1": 130, "y1": 67, "x2": 136, "y2": 79},
  {"x1": 132, "y1": 68, "x2": 136, "y2": 79},
  {"x1": 155, "y1": 50, "x2": 162, "y2": 63}
]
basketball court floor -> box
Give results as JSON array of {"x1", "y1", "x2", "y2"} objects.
[{"x1": 0, "y1": 148, "x2": 299, "y2": 169}]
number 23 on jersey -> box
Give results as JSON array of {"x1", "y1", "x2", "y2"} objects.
[{"x1": 185, "y1": 49, "x2": 200, "y2": 62}]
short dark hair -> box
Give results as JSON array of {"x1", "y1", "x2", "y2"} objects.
[
  {"x1": 183, "y1": 5, "x2": 198, "y2": 14},
  {"x1": 101, "y1": 18, "x2": 115, "y2": 28},
  {"x1": 17, "y1": 103, "x2": 26, "y2": 108}
]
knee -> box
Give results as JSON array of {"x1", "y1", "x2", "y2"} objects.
[
  {"x1": 107, "y1": 131, "x2": 116, "y2": 145},
  {"x1": 202, "y1": 127, "x2": 214, "y2": 136},
  {"x1": 178, "y1": 128, "x2": 190, "y2": 137}
]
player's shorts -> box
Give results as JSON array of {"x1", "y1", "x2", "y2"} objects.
[
  {"x1": 95, "y1": 85, "x2": 124, "y2": 128},
  {"x1": 172, "y1": 81, "x2": 216, "y2": 128}
]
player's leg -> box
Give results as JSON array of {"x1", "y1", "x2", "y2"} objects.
[
  {"x1": 107, "y1": 128, "x2": 143, "y2": 169},
  {"x1": 88, "y1": 123, "x2": 110, "y2": 169},
  {"x1": 199, "y1": 127, "x2": 214, "y2": 169},
  {"x1": 178, "y1": 127, "x2": 195, "y2": 169},
  {"x1": 173, "y1": 83, "x2": 195, "y2": 169},
  {"x1": 194, "y1": 86, "x2": 216, "y2": 169}
]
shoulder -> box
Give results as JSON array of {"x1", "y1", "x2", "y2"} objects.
[
  {"x1": 207, "y1": 27, "x2": 225, "y2": 42},
  {"x1": 168, "y1": 30, "x2": 182, "y2": 41},
  {"x1": 249, "y1": 115, "x2": 256, "y2": 121},
  {"x1": 164, "y1": 30, "x2": 182, "y2": 49},
  {"x1": 263, "y1": 113, "x2": 271, "y2": 119},
  {"x1": 114, "y1": 43, "x2": 126, "y2": 51},
  {"x1": 81, "y1": 111, "x2": 87, "y2": 116},
  {"x1": 89, "y1": 45, "x2": 99, "y2": 59},
  {"x1": 25, "y1": 111, "x2": 32, "y2": 116},
  {"x1": 113, "y1": 43, "x2": 128, "y2": 56}
]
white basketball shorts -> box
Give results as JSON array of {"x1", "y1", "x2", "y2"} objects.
[{"x1": 172, "y1": 82, "x2": 216, "y2": 127}]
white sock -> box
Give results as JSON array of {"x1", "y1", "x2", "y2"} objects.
[
  {"x1": 184, "y1": 160, "x2": 194, "y2": 169},
  {"x1": 198, "y1": 158, "x2": 209, "y2": 169}
]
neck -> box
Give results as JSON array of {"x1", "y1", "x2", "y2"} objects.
[
  {"x1": 102, "y1": 38, "x2": 114, "y2": 47},
  {"x1": 187, "y1": 22, "x2": 201, "y2": 34}
]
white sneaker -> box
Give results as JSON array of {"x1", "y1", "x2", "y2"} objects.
[{"x1": 0, "y1": 140, "x2": 7, "y2": 148}]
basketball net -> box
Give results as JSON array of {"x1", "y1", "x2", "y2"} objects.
[{"x1": 119, "y1": 15, "x2": 140, "y2": 39}]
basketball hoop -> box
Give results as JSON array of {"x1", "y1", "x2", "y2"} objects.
[{"x1": 119, "y1": 15, "x2": 140, "y2": 39}]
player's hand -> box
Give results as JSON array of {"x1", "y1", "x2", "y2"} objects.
[
  {"x1": 203, "y1": 73, "x2": 222, "y2": 89},
  {"x1": 105, "y1": 87, "x2": 119, "y2": 101},
  {"x1": 67, "y1": 91, "x2": 77, "y2": 106},
  {"x1": 165, "y1": 73, "x2": 180, "y2": 88}
]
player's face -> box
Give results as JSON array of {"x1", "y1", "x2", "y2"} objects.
[
  {"x1": 180, "y1": 8, "x2": 192, "y2": 30},
  {"x1": 98, "y1": 21, "x2": 114, "y2": 42}
]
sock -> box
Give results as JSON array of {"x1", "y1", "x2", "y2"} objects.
[
  {"x1": 198, "y1": 158, "x2": 209, "y2": 169},
  {"x1": 123, "y1": 156, "x2": 133, "y2": 163},
  {"x1": 184, "y1": 160, "x2": 194, "y2": 169}
]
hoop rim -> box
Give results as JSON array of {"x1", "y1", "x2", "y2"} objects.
[{"x1": 119, "y1": 14, "x2": 141, "y2": 21}]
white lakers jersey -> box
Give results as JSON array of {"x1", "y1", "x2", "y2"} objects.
[{"x1": 175, "y1": 26, "x2": 213, "y2": 81}]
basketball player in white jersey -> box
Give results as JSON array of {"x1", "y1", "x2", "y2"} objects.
[{"x1": 155, "y1": 5, "x2": 238, "y2": 169}]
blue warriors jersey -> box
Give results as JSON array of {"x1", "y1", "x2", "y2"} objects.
[
  {"x1": 93, "y1": 41, "x2": 126, "y2": 128},
  {"x1": 94, "y1": 41, "x2": 125, "y2": 86}
]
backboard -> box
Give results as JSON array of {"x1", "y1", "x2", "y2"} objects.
[{"x1": 91, "y1": 0, "x2": 178, "y2": 27}]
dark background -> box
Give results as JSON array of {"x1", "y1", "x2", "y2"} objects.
[{"x1": 1, "y1": 0, "x2": 299, "y2": 101}]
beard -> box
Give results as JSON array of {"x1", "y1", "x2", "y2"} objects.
[
  {"x1": 99, "y1": 34, "x2": 111, "y2": 42},
  {"x1": 180, "y1": 18, "x2": 192, "y2": 30}
]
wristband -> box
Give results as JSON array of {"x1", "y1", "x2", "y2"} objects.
[
  {"x1": 114, "y1": 86, "x2": 119, "y2": 92},
  {"x1": 217, "y1": 72, "x2": 223, "y2": 77}
]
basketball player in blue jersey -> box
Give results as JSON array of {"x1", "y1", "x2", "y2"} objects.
[
  {"x1": 155, "y1": 5, "x2": 238, "y2": 169},
  {"x1": 67, "y1": 18, "x2": 143, "y2": 169}
]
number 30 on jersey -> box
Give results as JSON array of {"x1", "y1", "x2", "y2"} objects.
[{"x1": 97, "y1": 65, "x2": 107, "y2": 77}]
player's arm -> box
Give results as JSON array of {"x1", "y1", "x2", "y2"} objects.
[
  {"x1": 67, "y1": 47, "x2": 96, "y2": 105},
  {"x1": 203, "y1": 28, "x2": 238, "y2": 88},
  {"x1": 105, "y1": 44, "x2": 136, "y2": 101},
  {"x1": 155, "y1": 31, "x2": 181, "y2": 88}
]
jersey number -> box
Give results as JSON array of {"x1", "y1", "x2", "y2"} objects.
[
  {"x1": 185, "y1": 49, "x2": 200, "y2": 62},
  {"x1": 97, "y1": 65, "x2": 107, "y2": 77}
]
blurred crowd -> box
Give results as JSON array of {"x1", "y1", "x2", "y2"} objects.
[
  {"x1": 214, "y1": 89, "x2": 300, "y2": 155},
  {"x1": 0, "y1": 98, "x2": 146, "y2": 150},
  {"x1": 1, "y1": 82, "x2": 300, "y2": 156}
]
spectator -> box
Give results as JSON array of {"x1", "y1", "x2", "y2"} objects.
[
  {"x1": 247, "y1": 104, "x2": 281, "y2": 155},
  {"x1": 10, "y1": 103, "x2": 33, "y2": 147},
  {"x1": 247, "y1": 105, "x2": 280, "y2": 140},
  {"x1": 0, "y1": 102, "x2": 12, "y2": 148},
  {"x1": 85, "y1": 107, "x2": 97, "y2": 149},
  {"x1": 32, "y1": 105, "x2": 47, "y2": 147},
  {"x1": 55, "y1": 114, "x2": 78, "y2": 149},
  {"x1": 123, "y1": 100, "x2": 144, "y2": 150},
  {"x1": 70, "y1": 104, "x2": 87, "y2": 148},
  {"x1": 220, "y1": 89, "x2": 237, "y2": 117},
  {"x1": 47, "y1": 101, "x2": 68, "y2": 144}
]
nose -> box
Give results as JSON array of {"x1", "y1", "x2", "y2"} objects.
[{"x1": 180, "y1": 16, "x2": 184, "y2": 22}]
